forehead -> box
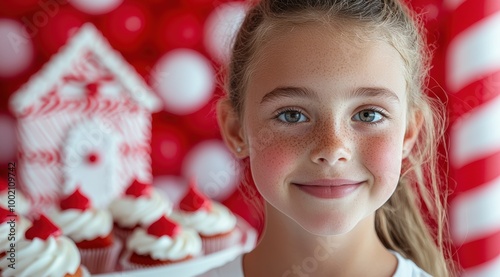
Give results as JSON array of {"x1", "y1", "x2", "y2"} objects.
[{"x1": 247, "y1": 23, "x2": 407, "y2": 102}]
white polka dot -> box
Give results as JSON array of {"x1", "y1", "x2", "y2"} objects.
[
  {"x1": 151, "y1": 49, "x2": 215, "y2": 115},
  {"x1": 69, "y1": 0, "x2": 123, "y2": 15},
  {"x1": 153, "y1": 176, "x2": 188, "y2": 207},
  {"x1": 182, "y1": 140, "x2": 240, "y2": 201},
  {"x1": 204, "y1": 2, "x2": 247, "y2": 64},
  {"x1": 0, "y1": 19, "x2": 34, "y2": 78}
]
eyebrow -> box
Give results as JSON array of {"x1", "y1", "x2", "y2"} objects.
[
  {"x1": 260, "y1": 86, "x2": 400, "y2": 104},
  {"x1": 351, "y1": 87, "x2": 400, "y2": 103},
  {"x1": 260, "y1": 86, "x2": 317, "y2": 104}
]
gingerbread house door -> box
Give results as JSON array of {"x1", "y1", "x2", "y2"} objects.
[{"x1": 62, "y1": 118, "x2": 121, "y2": 208}]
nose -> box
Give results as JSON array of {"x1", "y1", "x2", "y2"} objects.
[{"x1": 309, "y1": 122, "x2": 352, "y2": 166}]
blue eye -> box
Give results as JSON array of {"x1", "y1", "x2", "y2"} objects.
[
  {"x1": 276, "y1": 109, "x2": 308, "y2": 123},
  {"x1": 353, "y1": 109, "x2": 384, "y2": 123}
]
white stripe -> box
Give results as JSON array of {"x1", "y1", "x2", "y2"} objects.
[
  {"x1": 450, "y1": 96, "x2": 500, "y2": 168},
  {"x1": 450, "y1": 175, "x2": 500, "y2": 243},
  {"x1": 21, "y1": 163, "x2": 59, "y2": 199},
  {"x1": 446, "y1": 12, "x2": 500, "y2": 93},
  {"x1": 463, "y1": 254, "x2": 500, "y2": 277}
]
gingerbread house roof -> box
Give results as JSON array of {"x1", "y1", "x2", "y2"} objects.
[{"x1": 9, "y1": 23, "x2": 162, "y2": 116}]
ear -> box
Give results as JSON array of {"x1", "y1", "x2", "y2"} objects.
[
  {"x1": 216, "y1": 98, "x2": 248, "y2": 158},
  {"x1": 402, "y1": 110, "x2": 423, "y2": 159}
]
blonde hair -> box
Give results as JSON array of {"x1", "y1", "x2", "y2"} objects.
[{"x1": 222, "y1": 0, "x2": 457, "y2": 276}]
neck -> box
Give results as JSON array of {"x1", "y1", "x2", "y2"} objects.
[{"x1": 243, "y1": 203, "x2": 397, "y2": 277}]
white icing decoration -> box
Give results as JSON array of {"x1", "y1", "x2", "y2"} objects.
[
  {"x1": 10, "y1": 23, "x2": 161, "y2": 115},
  {"x1": 0, "y1": 190, "x2": 31, "y2": 216},
  {"x1": 0, "y1": 236, "x2": 80, "y2": 277},
  {"x1": 7, "y1": 23, "x2": 159, "y2": 214},
  {"x1": 109, "y1": 189, "x2": 173, "y2": 228},
  {"x1": 127, "y1": 228, "x2": 202, "y2": 261},
  {"x1": 171, "y1": 202, "x2": 236, "y2": 236},
  {"x1": 48, "y1": 207, "x2": 112, "y2": 242},
  {"x1": 0, "y1": 216, "x2": 31, "y2": 253}
]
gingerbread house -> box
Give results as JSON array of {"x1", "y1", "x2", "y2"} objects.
[{"x1": 9, "y1": 23, "x2": 162, "y2": 211}]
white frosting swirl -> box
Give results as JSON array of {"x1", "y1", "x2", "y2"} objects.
[
  {"x1": 171, "y1": 202, "x2": 237, "y2": 236},
  {"x1": 0, "y1": 216, "x2": 31, "y2": 253},
  {"x1": 48, "y1": 208, "x2": 112, "y2": 242},
  {"x1": 0, "y1": 236, "x2": 80, "y2": 277},
  {"x1": 127, "y1": 228, "x2": 202, "y2": 261},
  {"x1": 109, "y1": 190, "x2": 172, "y2": 228},
  {"x1": 0, "y1": 191, "x2": 31, "y2": 216}
]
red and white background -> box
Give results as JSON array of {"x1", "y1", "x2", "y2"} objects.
[
  {"x1": 445, "y1": 0, "x2": 500, "y2": 276},
  {"x1": 0, "y1": 0, "x2": 498, "y2": 275}
]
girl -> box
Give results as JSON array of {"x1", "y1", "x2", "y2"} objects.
[{"x1": 208, "y1": 0, "x2": 457, "y2": 276}]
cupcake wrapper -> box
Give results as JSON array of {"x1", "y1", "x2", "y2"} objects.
[
  {"x1": 202, "y1": 228, "x2": 242, "y2": 255},
  {"x1": 79, "y1": 239, "x2": 123, "y2": 274},
  {"x1": 113, "y1": 227, "x2": 135, "y2": 261},
  {"x1": 119, "y1": 251, "x2": 197, "y2": 271},
  {"x1": 113, "y1": 227, "x2": 135, "y2": 243},
  {"x1": 119, "y1": 251, "x2": 158, "y2": 271}
]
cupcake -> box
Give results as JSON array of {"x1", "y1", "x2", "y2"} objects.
[
  {"x1": 109, "y1": 179, "x2": 173, "y2": 242},
  {"x1": 171, "y1": 179, "x2": 240, "y2": 254},
  {"x1": 0, "y1": 179, "x2": 31, "y2": 216},
  {"x1": 0, "y1": 207, "x2": 31, "y2": 259},
  {"x1": 48, "y1": 188, "x2": 121, "y2": 274},
  {"x1": 0, "y1": 214, "x2": 87, "y2": 276},
  {"x1": 121, "y1": 215, "x2": 202, "y2": 270}
]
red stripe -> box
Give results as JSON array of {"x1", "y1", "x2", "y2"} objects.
[
  {"x1": 456, "y1": 229, "x2": 500, "y2": 269},
  {"x1": 19, "y1": 150, "x2": 61, "y2": 165},
  {"x1": 448, "y1": 71, "x2": 500, "y2": 123},
  {"x1": 451, "y1": 150, "x2": 500, "y2": 196},
  {"x1": 450, "y1": 0, "x2": 500, "y2": 41},
  {"x1": 38, "y1": 91, "x2": 60, "y2": 116}
]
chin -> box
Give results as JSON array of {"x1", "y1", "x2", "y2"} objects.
[{"x1": 292, "y1": 213, "x2": 362, "y2": 236}]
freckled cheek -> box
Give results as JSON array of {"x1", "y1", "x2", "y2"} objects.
[
  {"x1": 361, "y1": 136, "x2": 403, "y2": 187},
  {"x1": 247, "y1": 133, "x2": 302, "y2": 189}
]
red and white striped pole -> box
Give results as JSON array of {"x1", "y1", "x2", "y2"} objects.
[{"x1": 446, "y1": 0, "x2": 500, "y2": 276}]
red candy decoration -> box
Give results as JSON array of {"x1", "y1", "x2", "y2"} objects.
[
  {"x1": 147, "y1": 216, "x2": 181, "y2": 238},
  {"x1": 25, "y1": 214, "x2": 61, "y2": 240},
  {"x1": 179, "y1": 178, "x2": 211, "y2": 212},
  {"x1": 86, "y1": 151, "x2": 100, "y2": 164},
  {"x1": 125, "y1": 179, "x2": 152, "y2": 198},
  {"x1": 60, "y1": 188, "x2": 91, "y2": 211}
]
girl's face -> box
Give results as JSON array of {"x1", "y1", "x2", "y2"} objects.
[{"x1": 227, "y1": 24, "x2": 419, "y2": 236}]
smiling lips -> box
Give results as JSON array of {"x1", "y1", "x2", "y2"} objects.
[{"x1": 293, "y1": 179, "x2": 364, "y2": 199}]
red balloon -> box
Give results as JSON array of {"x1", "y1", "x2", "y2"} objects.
[
  {"x1": 142, "y1": 0, "x2": 181, "y2": 7},
  {"x1": 97, "y1": 1, "x2": 151, "y2": 53},
  {"x1": 35, "y1": 6, "x2": 88, "y2": 57},
  {"x1": 154, "y1": 9, "x2": 204, "y2": 51},
  {"x1": 0, "y1": 0, "x2": 39, "y2": 16},
  {"x1": 222, "y1": 187, "x2": 264, "y2": 236},
  {"x1": 182, "y1": 0, "x2": 219, "y2": 9},
  {"x1": 128, "y1": 58, "x2": 152, "y2": 81},
  {"x1": 180, "y1": 98, "x2": 221, "y2": 140},
  {"x1": 150, "y1": 117, "x2": 191, "y2": 176}
]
